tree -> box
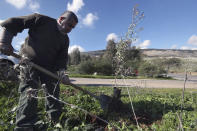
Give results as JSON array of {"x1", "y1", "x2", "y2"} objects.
[
  {"x1": 70, "y1": 48, "x2": 81, "y2": 65},
  {"x1": 77, "y1": 60, "x2": 95, "y2": 74},
  {"x1": 67, "y1": 54, "x2": 71, "y2": 66},
  {"x1": 102, "y1": 39, "x2": 117, "y2": 75},
  {"x1": 138, "y1": 61, "x2": 166, "y2": 78},
  {"x1": 126, "y1": 46, "x2": 142, "y2": 61},
  {"x1": 94, "y1": 59, "x2": 114, "y2": 75},
  {"x1": 114, "y1": 5, "x2": 144, "y2": 77},
  {"x1": 80, "y1": 54, "x2": 92, "y2": 62},
  {"x1": 104, "y1": 39, "x2": 117, "y2": 61},
  {"x1": 162, "y1": 58, "x2": 182, "y2": 73}
]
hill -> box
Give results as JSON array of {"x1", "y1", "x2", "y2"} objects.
[
  {"x1": 142, "y1": 49, "x2": 197, "y2": 58},
  {"x1": 84, "y1": 49, "x2": 197, "y2": 58}
]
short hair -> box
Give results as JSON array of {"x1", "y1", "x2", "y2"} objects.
[{"x1": 60, "y1": 11, "x2": 78, "y2": 23}]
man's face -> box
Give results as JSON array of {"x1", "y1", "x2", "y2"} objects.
[{"x1": 59, "y1": 17, "x2": 77, "y2": 34}]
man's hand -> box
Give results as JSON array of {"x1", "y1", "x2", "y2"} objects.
[
  {"x1": 0, "y1": 42, "x2": 14, "y2": 56},
  {"x1": 61, "y1": 74, "x2": 70, "y2": 85},
  {"x1": 57, "y1": 69, "x2": 70, "y2": 85}
]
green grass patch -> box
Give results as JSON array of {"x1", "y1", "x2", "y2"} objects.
[
  {"x1": 0, "y1": 82, "x2": 197, "y2": 130},
  {"x1": 69, "y1": 73, "x2": 174, "y2": 80}
]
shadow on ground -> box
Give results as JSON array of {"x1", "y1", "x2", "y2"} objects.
[{"x1": 92, "y1": 99, "x2": 194, "y2": 127}]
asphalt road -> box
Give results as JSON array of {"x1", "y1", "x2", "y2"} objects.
[
  {"x1": 70, "y1": 75, "x2": 197, "y2": 89},
  {"x1": 168, "y1": 73, "x2": 197, "y2": 82}
]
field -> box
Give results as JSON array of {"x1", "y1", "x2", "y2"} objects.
[{"x1": 0, "y1": 81, "x2": 197, "y2": 130}]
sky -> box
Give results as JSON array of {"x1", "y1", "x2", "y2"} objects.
[{"x1": 0, "y1": 0, "x2": 197, "y2": 53}]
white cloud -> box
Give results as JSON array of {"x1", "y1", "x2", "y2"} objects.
[
  {"x1": 171, "y1": 44, "x2": 177, "y2": 49},
  {"x1": 68, "y1": 45, "x2": 85, "y2": 54},
  {"x1": 106, "y1": 33, "x2": 118, "y2": 42},
  {"x1": 179, "y1": 46, "x2": 197, "y2": 50},
  {"x1": 138, "y1": 40, "x2": 151, "y2": 49},
  {"x1": 5, "y1": 0, "x2": 27, "y2": 9},
  {"x1": 5, "y1": 0, "x2": 40, "y2": 11},
  {"x1": 180, "y1": 46, "x2": 190, "y2": 50},
  {"x1": 187, "y1": 35, "x2": 197, "y2": 46},
  {"x1": 28, "y1": 0, "x2": 40, "y2": 12},
  {"x1": 67, "y1": 0, "x2": 84, "y2": 14},
  {"x1": 82, "y1": 13, "x2": 98, "y2": 27},
  {"x1": 67, "y1": 0, "x2": 99, "y2": 28},
  {"x1": 14, "y1": 40, "x2": 24, "y2": 50},
  {"x1": 191, "y1": 48, "x2": 197, "y2": 50},
  {"x1": 0, "y1": 20, "x2": 4, "y2": 24}
]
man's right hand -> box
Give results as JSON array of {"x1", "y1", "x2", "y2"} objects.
[{"x1": 0, "y1": 43, "x2": 14, "y2": 56}]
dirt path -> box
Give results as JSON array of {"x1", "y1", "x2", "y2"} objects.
[{"x1": 70, "y1": 78, "x2": 197, "y2": 89}]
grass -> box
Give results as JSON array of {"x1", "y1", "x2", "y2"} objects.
[
  {"x1": 69, "y1": 73, "x2": 174, "y2": 80},
  {"x1": 0, "y1": 81, "x2": 197, "y2": 130}
]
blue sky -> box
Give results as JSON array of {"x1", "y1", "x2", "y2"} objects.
[{"x1": 0, "y1": 0, "x2": 197, "y2": 53}]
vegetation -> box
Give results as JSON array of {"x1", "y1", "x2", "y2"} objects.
[
  {"x1": 69, "y1": 48, "x2": 81, "y2": 65},
  {"x1": 67, "y1": 46, "x2": 145, "y2": 77},
  {"x1": 1, "y1": 5, "x2": 196, "y2": 131},
  {"x1": 67, "y1": 5, "x2": 168, "y2": 79},
  {"x1": 0, "y1": 81, "x2": 197, "y2": 130},
  {"x1": 69, "y1": 74, "x2": 174, "y2": 80},
  {"x1": 103, "y1": 39, "x2": 117, "y2": 63},
  {"x1": 138, "y1": 61, "x2": 167, "y2": 78}
]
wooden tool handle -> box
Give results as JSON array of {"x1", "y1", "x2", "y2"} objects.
[
  {"x1": 10, "y1": 52, "x2": 99, "y2": 100},
  {"x1": 69, "y1": 83, "x2": 99, "y2": 99}
]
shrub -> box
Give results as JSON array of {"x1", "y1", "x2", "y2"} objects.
[
  {"x1": 77, "y1": 59, "x2": 114, "y2": 76},
  {"x1": 94, "y1": 59, "x2": 113, "y2": 75},
  {"x1": 138, "y1": 61, "x2": 166, "y2": 77},
  {"x1": 77, "y1": 60, "x2": 96, "y2": 74}
]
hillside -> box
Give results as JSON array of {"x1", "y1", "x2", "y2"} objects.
[
  {"x1": 142, "y1": 49, "x2": 197, "y2": 58},
  {"x1": 1, "y1": 49, "x2": 197, "y2": 64},
  {"x1": 84, "y1": 49, "x2": 197, "y2": 58}
]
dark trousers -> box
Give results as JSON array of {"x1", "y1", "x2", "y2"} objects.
[{"x1": 15, "y1": 65, "x2": 62, "y2": 130}]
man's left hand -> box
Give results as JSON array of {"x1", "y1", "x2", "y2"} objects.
[{"x1": 61, "y1": 74, "x2": 70, "y2": 85}]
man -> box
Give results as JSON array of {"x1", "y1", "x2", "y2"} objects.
[{"x1": 0, "y1": 11, "x2": 78, "y2": 131}]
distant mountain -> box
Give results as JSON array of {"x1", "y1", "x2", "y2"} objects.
[
  {"x1": 82, "y1": 50, "x2": 105, "y2": 57},
  {"x1": 83, "y1": 49, "x2": 197, "y2": 58},
  {"x1": 142, "y1": 49, "x2": 197, "y2": 58},
  {"x1": 1, "y1": 49, "x2": 196, "y2": 64}
]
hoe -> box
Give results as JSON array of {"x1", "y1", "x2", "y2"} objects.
[{"x1": 9, "y1": 52, "x2": 123, "y2": 112}]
